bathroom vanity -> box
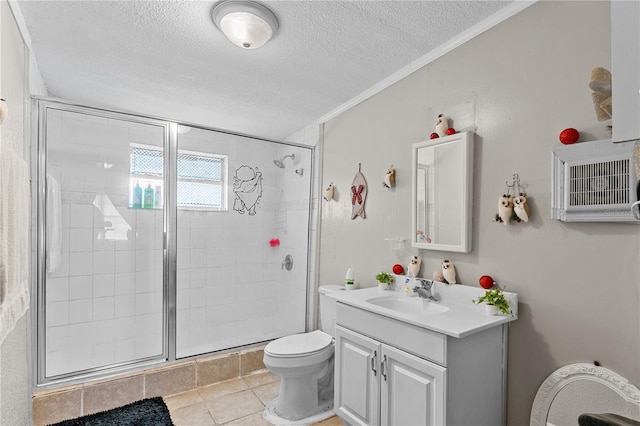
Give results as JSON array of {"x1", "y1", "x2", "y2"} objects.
[{"x1": 330, "y1": 282, "x2": 518, "y2": 426}]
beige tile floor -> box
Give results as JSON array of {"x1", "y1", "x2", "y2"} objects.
[{"x1": 164, "y1": 370, "x2": 343, "y2": 426}]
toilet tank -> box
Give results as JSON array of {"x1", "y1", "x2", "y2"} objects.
[{"x1": 318, "y1": 285, "x2": 345, "y2": 337}]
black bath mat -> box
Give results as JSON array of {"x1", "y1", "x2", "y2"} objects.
[{"x1": 48, "y1": 397, "x2": 174, "y2": 426}]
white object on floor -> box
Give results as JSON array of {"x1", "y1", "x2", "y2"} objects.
[{"x1": 263, "y1": 398, "x2": 335, "y2": 426}]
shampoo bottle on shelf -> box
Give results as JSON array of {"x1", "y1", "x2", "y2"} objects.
[
  {"x1": 154, "y1": 186, "x2": 162, "y2": 208},
  {"x1": 143, "y1": 183, "x2": 154, "y2": 208},
  {"x1": 132, "y1": 182, "x2": 142, "y2": 208}
]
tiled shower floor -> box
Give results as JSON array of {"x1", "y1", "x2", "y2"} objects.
[{"x1": 164, "y1": 370, "x2": 343, "y2": 425}]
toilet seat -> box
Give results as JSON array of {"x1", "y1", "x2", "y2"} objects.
[{"x1": 265, "y1": 330, "x2": 333, "y2": 358}]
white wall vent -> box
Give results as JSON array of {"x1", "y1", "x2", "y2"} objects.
[{"x1": 552, "y1": 139, "x2": 639, "y2": 222}]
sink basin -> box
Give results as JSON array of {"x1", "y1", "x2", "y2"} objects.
[{"x1": 366, "y1": 296, "x2": 450, "y2": 316}]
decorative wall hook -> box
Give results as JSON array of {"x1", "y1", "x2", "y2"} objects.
[
  {"x1": 351, "y1": 163, "x2": 367, "y2": 219},
  {"x1": 494, "y1": 173, "x2": 531, "y2": 225},
  {"x1": 324, "y1": 182, "x2": 334, "y2": 201},
  {"x1": 383, "y1": 165, "x2": 395, "y2": 188}
]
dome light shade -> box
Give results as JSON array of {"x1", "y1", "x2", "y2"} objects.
[{"x1": 212, "y1": 0, "x2": 279, "y2": 49}]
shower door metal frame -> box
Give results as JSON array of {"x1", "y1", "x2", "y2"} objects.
[
  {"x1": 31, "y1": 97, "x2": 315, "y2": 389},
  {"x1": 32, "y1": 99, "x2": 176, "y2": 387}
]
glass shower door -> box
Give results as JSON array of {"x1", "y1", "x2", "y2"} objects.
[
  {"x1": 175, "y1": 126, "x2": 312, "y2": 358},
  {"x1": 41, "y1": 106, "x2": 168, "y2": 380}
]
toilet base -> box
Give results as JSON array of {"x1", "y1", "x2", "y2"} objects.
[{"x1": 263, "y1": 398, "x2": 334, "y2": 426}]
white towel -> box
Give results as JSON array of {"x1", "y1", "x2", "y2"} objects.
[
  {"x1": 46, "y1": 173, "x2": 62, "y2": 273},
  {"x1": 0, "y1": 149, "x2": 31, "y2": 345}
]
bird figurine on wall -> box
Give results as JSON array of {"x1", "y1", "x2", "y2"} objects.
[
  {"x1": 513, "y1": 193, "x2": 530, "y2": 222},
  {"x1": 497, "y1": 195, "x2": 514, "y2": 225},
  {"x1": 442, "y1": 260, "x2": 457, "y2": 284},
  {"x1": 383, "y1": 166, "x2": 395, "y2": 188},
  {"x1": 324, "y1": 182, "x2": 334, "y2": 201},
  {"x1": 435, "y1": 114, "x2": 449, "y2": 137},
  {"x1": 0, "y1": 99, "x2": 7, "y2": 124},
  {"x1": 407, "y1": 255, "x2": 422, "y2": 278}
]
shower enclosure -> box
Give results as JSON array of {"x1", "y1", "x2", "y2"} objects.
[{"x1": 33, "y1": 100, "x2": 313, "y2": 385}]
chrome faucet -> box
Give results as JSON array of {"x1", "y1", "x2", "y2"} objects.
[{"x1": 413, "y1": 278, "x2": 439, "y2": 301}]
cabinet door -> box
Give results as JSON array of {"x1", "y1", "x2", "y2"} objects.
[
  {"x1": 380, "y1": 345, "x2": 446, "y2": 426},
  {"x1": 611, "y1": 0, "x2": 640, "y2": 142},
  {"x1": 335, "y1": 326, "x2": 380, "y2": 426}
]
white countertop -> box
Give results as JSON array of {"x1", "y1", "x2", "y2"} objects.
[{"x1": 327, "y1": 277, "x2": 518, "y2": 338}]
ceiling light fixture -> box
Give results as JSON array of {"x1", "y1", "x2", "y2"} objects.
[{"x1": 211, "y1": 0, "x2": 279, "y2": 50}]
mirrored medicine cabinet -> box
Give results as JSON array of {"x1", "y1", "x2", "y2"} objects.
[{"x1": 411, "y1": 131, "x2": 474, "y2": 253}]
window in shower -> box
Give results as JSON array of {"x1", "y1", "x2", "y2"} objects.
[{"x1": 129, "y1": 144, "x2": 227, "y2": 210}]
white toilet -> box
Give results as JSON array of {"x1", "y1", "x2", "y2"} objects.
[{"x1": 263, "y1": 285, "x2": 344, "y2": 423}]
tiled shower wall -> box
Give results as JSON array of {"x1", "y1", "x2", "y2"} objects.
[{"x1": 175, "y1": 129, "x2": 310, "y2": 357}]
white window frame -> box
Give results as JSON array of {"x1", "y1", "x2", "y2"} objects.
[{"x1": 129, "y1": 143, "x2": 228, "y2": 211}]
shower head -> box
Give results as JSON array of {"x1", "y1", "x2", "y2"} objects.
[{"x1": 273, "y1": 153, "x2": 295, "y2": 168}]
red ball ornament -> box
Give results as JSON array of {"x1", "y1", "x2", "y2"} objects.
[
  {"x1": 430, "y1": 132, "x2": 439, "y2": 139},
  {"x1": 392, "y1": 264, "x2": 404, "y2": 274},
  {"x1": 479, "y1": 275, "x2": 495, "y2": 289},
  {"x1": 445, "y1": 128, "x2": 456, "y2": 135},
  {"x1": 559, "y1": 128, "x2": 579, "y2": 145}
]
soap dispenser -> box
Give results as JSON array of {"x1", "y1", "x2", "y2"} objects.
[{"x1": 345, "y1": 267, "x2": 356, "y2": 290}]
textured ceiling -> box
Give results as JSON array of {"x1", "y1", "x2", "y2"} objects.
[{"x1": 18, "y1": 0, "x2": 516, "y2": 140}]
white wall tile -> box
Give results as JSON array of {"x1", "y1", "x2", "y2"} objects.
[
  {"x1": 47, "y1": 277, "x2": 69, "y2": 302},
  {"x1": 134, "y1": 271, "x2": 155, "y2": 293},
  {"x1": 115, "y1": 250, "x2": 135, "y2": 273},
  {"x1": 69, "y1": 252, "x2": 92, "y2": 276},
  {"x1": 69, "y1": 299, "x2": 92, "y2": 324},
  {"x1": 69, "y1": 228, "x2": 93, "y2": 252},
  {"x1": 115, "y1": 294, "x2": 136, "y2": 318},
  {"x1": 135, "y1": 249, "x2": 156, "y2": 272},
  {"x1": 70, "y1": 204, "x2": 94, "y2": 228},
  {"x1": 93, "y1": 297, "x2": 115, "y2": 321},
  {"x1": 93, "y1": 251, "x2": 115, "y2": 275},
  {"x1": 93, "y1": 274, "x2": 115, "y2": 297},
  {"x1": 69, "y1": 276, "x2": 92, "y2": 300},
  {"x1": 135, "y1": 293, "x2": 157, "y2": 315},
  {"x1": 114, "y1": 273, "x2": 135, "y2": 295},
  {"x1": 46, "y1": 301, "x2": 70, "y2": 327}
]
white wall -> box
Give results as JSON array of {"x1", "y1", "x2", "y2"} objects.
[
  {"x1": 0, "y1": 0, "x2": 31, "y2": 423},
  {"x1": 319, "y1": 2, "x2": 639, "y2": 425}
]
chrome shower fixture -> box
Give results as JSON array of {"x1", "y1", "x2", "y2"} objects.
[{"x1": 273, "y1": 153, "x2": 295, "y2": 168}]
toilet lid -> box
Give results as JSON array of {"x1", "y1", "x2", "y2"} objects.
[{"x1": 265, "y1": 330, "x2": 332, "y2": 357}]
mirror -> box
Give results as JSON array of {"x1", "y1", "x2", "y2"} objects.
[{"x1": 411, "y1": 131, "x2": 473, "y2": 252}]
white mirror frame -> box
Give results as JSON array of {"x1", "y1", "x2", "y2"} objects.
[
  {"x1": 411, "y1": 131, "x2": 473, "y2": 253},
  {"x1": 530, "y1": 363, "x2": 640, "y2": 426}
]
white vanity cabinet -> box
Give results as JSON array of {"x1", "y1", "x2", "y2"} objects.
[
  {"x1": 334, "y1": 302, "x2": 508, "y2": 426},
  {"x1": 611, "y1": 0, "x2": 640, "y2": 143},
  {"x1": 335, "y1": 325, "x2": 446, "y2": 425}
]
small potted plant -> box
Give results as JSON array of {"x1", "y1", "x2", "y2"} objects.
[
  {"x1": 375, "y1": 271, "x2": 395, "y2": 290},
  {"x1": 472, "y1": 287, "x2": 511, "y2": 315}
]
